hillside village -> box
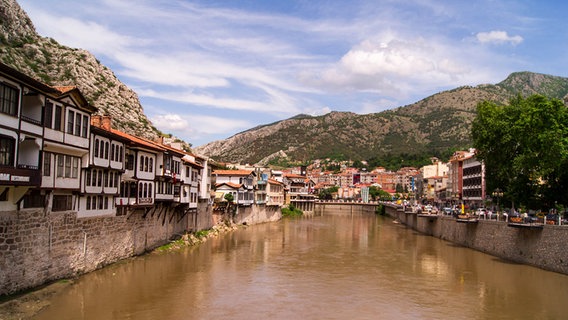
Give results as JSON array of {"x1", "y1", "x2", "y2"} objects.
[
  {"x1": 0, "y1": 58, "x2": 544, "y2": 296},
  {"x1": 0, "y1": 58, "x2": 489, "y2": 222}
]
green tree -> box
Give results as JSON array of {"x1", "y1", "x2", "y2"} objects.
[
  {"x1": 224, "y1": 193, "x2": 234, "y2": 203},
  {"x1": 472, "y1": 94, "x2": 568, "y2": 210},
  {"x1": 369, "y1": 186, "x2": 392, "y2": 201},
  {"x1": 318, "y1": 186, "x2": 339, "y2": 200}
]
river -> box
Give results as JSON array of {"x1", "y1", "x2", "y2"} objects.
[{"x1": 32, "y1": 211, "x2": 568, "y2": 319}]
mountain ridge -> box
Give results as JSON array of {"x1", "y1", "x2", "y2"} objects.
[
  {"x1": 195, "y1": 72, "x2": 568, "y2": 165},
  {"x1": 3, "y1": 0, "x2": 568, "y2": 165}
]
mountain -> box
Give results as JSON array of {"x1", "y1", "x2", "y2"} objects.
[
  {"x1": 195, "y1": 72, "x2": 568, "y2": 165},
  {"x1": 3, "y1": 0, "x2": 568, "y2": 165},
  {"x1": 0, "y1": 0, "x2": 160, "y2": 141}
]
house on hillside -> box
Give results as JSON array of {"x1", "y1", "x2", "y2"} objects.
[
  {"x1": 79, "y1": 115, "x2": 128, "y2": 218},
  {"x1": 266, "y1": 178, "x2": 285, "y2": 207},
  {"x1": 213, "y1": 169, "x2": 256, "y2": 206},
  {"x1": 283, "y1": 173, "x2": 315, "y2": 212},
  {"x1": 114, "y1": 128, "x2": 162, "y2": 213},
  {"x1": 41, "y1": 86, "x2": 96, "y2": 213},
  {"x1": 0, "y1": 63, "x2": 96, "y2": 212}
]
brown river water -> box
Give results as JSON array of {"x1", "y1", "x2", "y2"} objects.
[{"x1": 31, "y1": 211, "x2": 568, "y2": 320}]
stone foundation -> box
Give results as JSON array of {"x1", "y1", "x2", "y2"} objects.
[
  {"x1": 0, "y1": 205, "x2": 211, "y2": 296},
  {"x1": 386, "y1": 205, "x2": 568, "y2": 275},
  {"x1": 0, "y1": 201, "x2": 282, "y2": 297}
]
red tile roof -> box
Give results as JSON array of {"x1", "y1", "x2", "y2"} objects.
[
  {"x1": 53, "y1": 86, "x2": 76, "y2": 94},
  {"x1": 216, "y1": 182, "x2": 242, "y2": 189},
  {"x1": 213, "y1": 169, "x2": 254, "y2": 176},
  {"x1": 109, "y1": 129, "x2": 165, "y2": 152}
]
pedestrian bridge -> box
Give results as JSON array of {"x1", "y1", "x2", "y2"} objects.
[{"x1": 314, "y1": 200, "x2": 381, "y2": 215}]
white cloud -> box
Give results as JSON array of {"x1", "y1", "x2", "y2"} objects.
[
  {"x1": 301, "y1": 35, "x2": 479, "y2": 97},
  {"x1": 138, "y1": 88, "x2": 301, "y2": 114},
  {"x1": 27, "y1": 11, "x2": 139, "y2": 57},
  {"x1": 476, "y1": 30, "x2": 523, "y2": 45},
  {"x1": 150, "y1": 113, "x2": 253, "y2": 142}
]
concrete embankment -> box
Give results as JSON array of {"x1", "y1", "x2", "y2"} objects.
[{"x1": 384, "y1": 205, "x2": 568, "y2": 275}]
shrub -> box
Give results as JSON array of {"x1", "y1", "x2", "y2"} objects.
[{"x1": 282, "y1": 204, "x2": 303, "y2": 217}]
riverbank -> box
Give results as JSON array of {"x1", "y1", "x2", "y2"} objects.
[
  {"x1": 384, "y1": 204, "x2": 568, "y2": 275},
  {"x1": 0, "y1": 222, "x2": 240, "y2": 320},
  {"x1": 153, "y1": 222, "x2": 240, "y2": 253}
]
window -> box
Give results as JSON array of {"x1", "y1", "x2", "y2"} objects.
[
  {"x1": 86, "y1": 196, "x2": 91, "y2": 210},
  {"x1": 111, "y1": 144, "x2": 115, "y2": 161},
  {"x1": 98, "y1": 170, "x2": 102, "y2": 186},
  {"x1": 105, "y1": 142, "x2": 109, "y2": 159},
  {"x1": 43, "y1": 152, "x2": 51, "y2": 176},
  {"x1": 149, "y1": 158, "x2": 153, "y2": 172},
  {"x1": 72, "y1": 157, "x2": 79, "y2": 178},
  {"x1": 22, "y1": 190, "x2": 44, "y2": 208},
  {"x1": 64, "y1": 155, "x2": 72, "y2": 178},
  {"x1": 44, "y1": 102, "x2": 53, "y2": 128},
  {"x1": 94, "y1": 139, "x2": 99, "y2": 157},
  {"x1": 82, "y1": 115, "x2": 88, "y2": 137},
  {"x1": 0, "y1": 83, "x2": 18, "y2": 116},
  {"x1": 139, "y1": 155, "x2": 144, "y2": 171},
  {"x1": 54, "y1": 105, "x2": 62, "y2": 130},
  {"x1": 52, "y1": 195, "x2": 73, "y2": 212},
  {"x1": 126, "y1": 154, "x2": 134, "y2": 170},
  {"x1": 86, "y1": 169, "x2": 91, "y2": 186},
  {"x1": 0, "y1": 136, "x2": 15, "y2": 166},
  {"x1": 67, "y1": 110, "x2": 74, "y2": 134},
  {"x1": 56, "y1": 154, "x2": 64, "y2": 177},
  {"x1": 75, "y1": 112, "x2": 81, "y2": 136}
]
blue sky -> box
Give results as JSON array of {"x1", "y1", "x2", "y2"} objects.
[{"x1": 17, "y1": 0, "x2": 568, "y2": 147}]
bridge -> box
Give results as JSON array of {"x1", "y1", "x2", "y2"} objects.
[{"x1": 314, "y1": 200, "x2": 381, "y2": 215}]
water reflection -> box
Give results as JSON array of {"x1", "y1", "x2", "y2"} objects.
[{"x1": 33, "y1": 212, "x2": 568, "y2": 320}]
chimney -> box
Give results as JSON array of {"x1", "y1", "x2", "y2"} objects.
[
  {"x1": 91, "y1": 115, "x2": 102, "y2": 127},
  {"x1": 102, "y1": 116, "x2": 112, "y2": 131}
]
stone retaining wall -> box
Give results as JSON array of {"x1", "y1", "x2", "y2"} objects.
[
  {"x1": 0, "y1": 205, "x2": 212, "y2": 296},
  {"x1": 386, "y1": 205, "x2": 568, "y2": 275},
  {"x1": 0, "y1": 201, "x2": 282, "y2": 297}
]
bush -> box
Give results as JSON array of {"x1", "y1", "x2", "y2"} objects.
[
  {"x1": 282, "y1": 204, "x2": 303, "y2": 217},
  {"x1": 375, "y1": 204, "x2": 386, "y2": 215}
]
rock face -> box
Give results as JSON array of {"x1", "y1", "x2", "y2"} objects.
[{"x1": 0, "y1": 0, "x2": 159, "y2": 140}]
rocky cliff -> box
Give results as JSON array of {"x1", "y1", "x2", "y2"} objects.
[{"x1": 0, "y1": 0, "x2": 159, "y2": 140}]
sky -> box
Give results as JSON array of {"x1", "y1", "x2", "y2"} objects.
[{"x1": 17, "y1": 0, "x2": 568, "y2": 147}]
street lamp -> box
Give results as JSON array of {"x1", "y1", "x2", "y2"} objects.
[{"x1": 492, "y1": 188, "x2": 503, "y2": 219}]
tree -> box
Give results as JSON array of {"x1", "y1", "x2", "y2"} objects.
[
  {"x1": 369, "y1": 185, "x2": 392, "y2": 201},
  {"x1": 224, "y1": 193, "x2": 234, "y2": 203},
  {"x1": 318, "y1": 186, "x2": 339, "y2": 200},
  {"x1": 472, "y1": 94, "x2": 568, "y2": 210}
]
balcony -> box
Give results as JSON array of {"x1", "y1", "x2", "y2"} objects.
[{"x1": 0, "y1": 166, "x2": 41, "y2": 186}]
